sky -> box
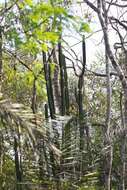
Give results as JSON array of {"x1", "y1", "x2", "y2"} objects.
[
  {"x1": 63, "y1": 0, "x2": 126, "y2": 71},
  {"x1": 63, "y1": 2, "x2": 105, "y2": 67}
]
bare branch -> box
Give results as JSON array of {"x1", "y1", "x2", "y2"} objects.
[{"x1": 83, "y1": 0, "x2": 99, "y2": 13}]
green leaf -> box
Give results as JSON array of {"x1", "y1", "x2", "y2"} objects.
[
  {"x1": 18, "y1": 2, "x2": 24, "y2": 9},
  {"x1": 54, "y1": 7, "x2": 67, "y2": 15},
  {"x1": 41, "y1": 43, "x2": 48, "y2": 52},
  {"x1": 50, "y1": 62, "x2": 56, "y2": 73},
  {"x1": 33, "y1": 62, "x2": 42, "y2": 75},
  {"x1": 39, "y1": 3, "x2": 54, "y2": 15},
  {"x1": 30, "y1": 13, "x2": 41, "y2": 22},
  {"x1": 22, "y1": 39, "x2": 38, "y2": 55},
  {"x1": 44, "y1": 32, "x2": 59, "y2": 42},
  {"x1": 24, "y1": 0, "x2": 33, "y2": 6},
  {"x1": 80, "y1": 23, "x2": 91, "y2": 33}
]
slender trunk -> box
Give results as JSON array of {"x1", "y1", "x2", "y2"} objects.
[
  {"x1": 63, "y1": 55, "x2": 70, "y2": 115},
  {"x1": 120, "y1": 139, "x2": 126, "y2": 190},
  {"x1": 121, "y1": 88, "x2": 127, "y2": 190},
  {"x1": 52, "y1": 49, "x2": 61, "y2": 112},
  {"x1": 78, "y1": 75, "x2": 87, "y2": 175},
  {"x1": 43, "y1": 52, "x2": 55, "y2": 119},
  {"x1": 0, "y1": 27, "x2": 3, "y2": 93},
  {"x1": 49, "y1": 63, "x2": 56, "y2": 113},
  {"x1": 58, "y1": 42, "x2": 70, "y2": 115},
  {"x1": 119, "y1": 92, "x2": 125, "y2": 190},
  {"x1": 14, "y1": 136, "x2": 22, "y2": 190},
  {"x1": 98, "y1": 1, "x2": 113, "y2": 189},
  {"x1": 31, "y1": 77, "x2": 37, "y2": 113},
  {"x1": 44, "y1": 103, "x2": 48, "y2": 120},
  {"x1": 103, "y1": 147, "x2": 113, "y2": 190},
  {"x1": 79, "y1": 36, "x2": 86, "y2": 150},
  {"x1": 103, "y1": 47, "x2": 112, "y2": 190},
  {"x1": 58, "y1": 42, "x2": 66, "y2": 115},
  {"x1": 78, "y1": 76, "x2": 84, "y2": 152},
  {"x1": 77, "y1": 36, "x2": 87, "y2": 174},
  {"x1": 0, "y1": 133, "x2": 3, "y2": 174}
]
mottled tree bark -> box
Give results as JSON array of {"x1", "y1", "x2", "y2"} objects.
[{"x1": 52, "y1": 49, "x2": 61, "y2": 113}]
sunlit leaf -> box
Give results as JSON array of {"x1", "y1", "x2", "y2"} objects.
[
  {"x1": 24, "y1": 0, "x2": 33, "y2": 6},
  {"x1": 80, "y1": 22, "x2": 91, "y2": 33}
]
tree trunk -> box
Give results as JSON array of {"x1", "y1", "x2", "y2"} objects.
[
  {"x1": 120, "y1": 139, "x2": 126, "y2": 190},
  {"x1": 77, "y1": 36, "x2": 87, "y2": 174},
  {"x1": 121, "y1": 87, "x2": 127, "y2": 190},
  {"x1": 103, "y1": 35, "x2": 112, "y2": 190},
  {"x1": 96, "y1": 1, "x2": 113, "y2": 189},
  {"x1": 119, "y1": 92, "x2": 126, "y2": 190},
  {"x1": 31, "y1": 77, "x2": 37, "y2": 114},
  {"x1": 63, "y1": 55, "x2": 70, "y2": 115},
  {"x1": 58, "y1": 42, "x2": 66, "y2": 116},
  {"x1": 0, "y1": 26, "x2": 3, "y2": 93},
  {"x1": 78, "y1": 76, "x2": 85, "y2": 152},
  {"x1": 43, "y1": 51, "x2": 55, "y2": 119},
  {"x1": 0, "y1": 133, "x2": 3, "y2": 174},
  {"x1": 14, "y1": 136, "x2": 22, "y2": 190},
  {"x1": 52, "y1": 48, "x2": 61, "y2": 113},
  {"x1": 102, "y1": 140, "x2": 113, "y2": 190}
]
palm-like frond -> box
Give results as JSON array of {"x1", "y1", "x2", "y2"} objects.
[{"x1": 0, "y1": 99, "x2": 61, "y2": 157}]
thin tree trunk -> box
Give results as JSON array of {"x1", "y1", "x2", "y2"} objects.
[
  {"x1": 52, "y1": 48, "x2": 61, "y2": 113},
  {"x1": 119, "y1": 92, "x2": 126, "y2": 190},
  {"x1": 103, "y1": 35, "x2": 112, "y2": 190},
  {"x1": 121, "y1": 88, "x2": 127, "y2": 190},
  {"x1": 120, "y1": 139, "x2": 126, "y2": 190},
  {"x1": 102, "y1": 1, "x2": 113, "y2": 189},
  {"x1": 31, "y1": 77, "x2": 37, "y2": 114},
  {"x1": 14, "y1": 136, "x2": 22, "y2": 190},
  {"x1": 0, "y1": 26, "x2": 3, "y2": 93},
  {"x1": 63, "y1": 55, "x2": 70, "y2": 115},
  {"x1": 0, "y1": 133, "x2": 3, "y2": 174},
  {"x1": 49, "y1": 63, "x2": 56, "y2": 113},
  {"x1": 77, "y1": 36, "x2": 87, "y2": 174},
  {"x1": 58, "y1": 42, "x2": 66, "y2": 116},
  {"x1": 44, "y1": 103, "x2": 49, "y2": 120},
  {"x1": 43, "y1": 51, "x2": 55, "y2": 119},
  {"x1": 78, "y1": 76, "x2": 84, "y2": 152}
]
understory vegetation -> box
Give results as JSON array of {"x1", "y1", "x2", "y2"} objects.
[{"x1": 0, "y1": 0, "x2": 127, "y2": 189}]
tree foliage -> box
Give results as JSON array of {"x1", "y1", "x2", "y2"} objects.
[{"x1": 0, "y1": 0, "x2": 127, "y2": 190}]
